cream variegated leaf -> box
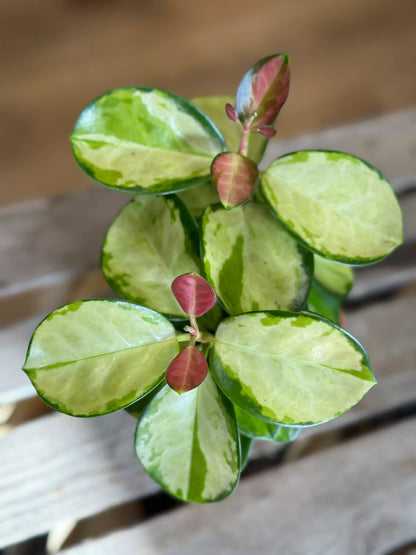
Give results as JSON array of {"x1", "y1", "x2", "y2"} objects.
[
  {"x1": 102, "y1": 195, "x2": 201, "y2": 318},
  {"x1": 211, "y1": 311, "x2": 375, "y2": 426},
  {"x1": 202, "y1": 202, "x2": 312, "y2": 315},
  {"x1": 135, "y1": 374, "x2": 240, "y2": 503},
  {"x1": 23, "y1": 300, "x2": 178, "y2": 416},
  {"x1": 71, "y1": 88, "x2": 225, "y2": 194},
  {"x1": 261, "y1": 150, "x2": 403, "y2": 263}
]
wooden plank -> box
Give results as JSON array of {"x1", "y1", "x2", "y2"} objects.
[
  {"x1": 0, "y1": 410, "x2": 154, "y2": 549},
  {"x1": 1, "y1": 297, "x2": 415, "y2": 547},
  {"x1": 61, "y1": 417, "x2": 416, "y2": 555}
]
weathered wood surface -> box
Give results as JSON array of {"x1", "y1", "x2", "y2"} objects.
[
  {"x1": 61, "y1": 417, "x2": 416, "y2": 555},
  {"x1": 1, "y1": 293, "x2": 415, "y2": 548}
]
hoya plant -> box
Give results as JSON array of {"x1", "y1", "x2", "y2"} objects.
[{"x1": 23, "y1": 54, "x2": 403, "y2": 503}]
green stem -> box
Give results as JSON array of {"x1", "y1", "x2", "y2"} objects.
[{"x1": 176, "y1": 333, "x2": 191, "y2": 343}]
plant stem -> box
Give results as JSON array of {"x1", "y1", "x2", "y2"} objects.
[
  {"x1": 238, "y1": 121, "x2": 250, "y2": 156},
  {"x1": 175, "y1": 333, "x2": 191, "y2": 343}
]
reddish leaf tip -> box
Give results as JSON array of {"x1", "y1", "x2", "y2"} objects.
[
  {"x1": 257, "y1": 126, "x2": 276, "y2": 138},
  {"x1": 172, "y1": 273, "x2": 217, "y2": 317},
  {"x1": 166, "y1": 346, "x2": 208, "y2": 393},
  {"x1": 225, "y1": 103, "x2": 238, "y2": 122}
]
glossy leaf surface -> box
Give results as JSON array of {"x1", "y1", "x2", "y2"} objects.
[
  {"x1": 166, "y1": 346, "x2": 208, "y2": 393},
  {"x1": 102, "y1": 195, "x2": 200, "y2": 318},
  {"x1": 125, "y1": 381, "x2": 165, "y2": 419},
  {"x1": 239, "y1": 434, "x2": 252, "y2": 471},
  {"x1": 178, "y1": 181, "x2": 219, "y2": 219},
  {"x1": 308, "y1": 281, "x2": 342, "y2": 324},
  {"x1": 23, "y1": 301, "x2": 178, "y2": 416},
  {"x1": 211, "y1": 152, "x2": 258, "y2": 208},
  {"x1": 71, "y1": 88, "x2": 225, "y2": 194},
  {"x1": 314, "y1": 255, "x2": 354, "y2": 298},
  {"x1": 235, "y1": 405, "x2": 300, "y2": 442},
  {"x1": 135, "y1": 375, "x2": 240, "y2": 503},
  {"x1": 235, "y1": 54, "x2": 290, "y2": 128},
  {"x1": 211, "y1": 311, "x2": 375, "y2": 426},
  {"x1": 261, "y1": 150, "x2": 403, "y2": 264},
  {"x1": 202, "y1": 202, "x2": 312, "y2": 315},
  {"x1": 171, "y1": 273, "x2": 216, "y2": 317},
  {"x1": 191, "y1": 95, "x2": 267, "y2": 164}
]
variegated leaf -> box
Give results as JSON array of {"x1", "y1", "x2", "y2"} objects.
[
  {"x1": 125, "y1": 381, "x2": 165, "y2": 419},
  {"x1": 313, "y1": 254, "x2": 354, "y2": 298},
  {"x1": 235, "y1": 54, "x2": 290, "y2": 129},
  {"x1": 23, "y1": 301, "x2": 178, "y2": 416},
  {"x1": 166, "y1": 346, "x2": 208, "y2": 393},
  {"x1": 191, "y1": 96, "x2": 268, "y2": 164},
  {"x1": 211, "y1": 311, "x2": 375, "y2": 426},
  {"x1": 102, "y1": 195, "x2": 200, "y2": 318},
  {"x1": 202, "y1": 202, "x2": 312, "y2": 315},
  {"x1": 261, "y1": 150, "x2": 403, "y2": 264},
  {"x1": 71, "y1": 88, "x2": 225, "y2": 194},
  {"x1": 234, "y1": 405, "x2": 300, "y2": 442},
  {"x1": 211, "y1": 152, "x2": 258, "y2": 208},
  {"x1": 171, "y1": 273, "x2": 216, "y2": 317},
  {"x1": 135, "y1": 375, "x2": 240, "y2": 503}
]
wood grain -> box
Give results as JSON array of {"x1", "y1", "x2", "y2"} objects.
[
  {"x1": 61, "y1": 417, "x2": 416, "y2": 555},
  {"x1": 1, "y1": 0, "x2": 416, "y2": 205}
]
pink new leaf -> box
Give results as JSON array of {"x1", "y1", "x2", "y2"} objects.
[
  {"x1": 225, "y1": 103, "x2": 238, "y2": 122},
  {"x1": 235, "y1": 54, "x2": 290, "y2": 129},
  {"x1": 211, "y1": 152, "x2": 258, "y2": 208},
  {"x1": 258, "y1": 126, "x2": 276, "y2": 138},
  {"x1": 166, "y1": 346, "x2": 208, "y2": 394},
  {"x1": 172, "y1": 273, "x2": 216, "y2": 317}
]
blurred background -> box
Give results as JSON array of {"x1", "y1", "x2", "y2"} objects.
[
  {"x1": 1, "y1": 1, "x2": 416, "y2": 554},
  {"x1": 1, "y1": 0, "x2": 416, "y2": 206}
]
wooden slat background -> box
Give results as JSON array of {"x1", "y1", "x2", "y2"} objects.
[{"x1": 1, "y1": 0, "x2": 416, "y2": 206}]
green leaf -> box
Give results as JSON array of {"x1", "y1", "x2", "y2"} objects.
[
  {"x1": 313, "y1": 254, "x2": 353, "y2": 298},
  {"x1": 178, "y1": 181, "x2": 219, "y2": 219},
  {"x1": 234, "y1": 405, "x2": 300, "y2": 442},
  {"x1": 261, "y1": 150, "x2": 403, "y2": 264},
  {"x1": 135, "y1": 375, "x2": 240, "y2": 503},
  {"x1": 71, "y1": 87, "x2": 225, "y2": 194},
  {"x1": 307, "y1": 280, "x2": 342, "y2": 325},
  {"x1": 102, "y1": 195, "x2": 201, "y2": 318},
  {"x1": 23, "y1": 300, "x2": 178, "y2": 416},
  {"x1": 191, "y1": 95, "x2": 267, "y2": 164},
  {"x1": 239, "y1": 434, "x2": 252, "y2": 471},
  {"x1": 202, "y1": 202, "x2": 312, "y2": 315},
  {"x1": 211, "y1": 311, "x2": 375, "y2": 426}
]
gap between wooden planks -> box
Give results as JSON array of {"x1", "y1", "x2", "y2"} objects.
[{"x1": 60, "y1": 417, "x2": 416, "y2": 555}]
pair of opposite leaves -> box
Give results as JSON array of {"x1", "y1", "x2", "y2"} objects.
[{"x1": 167, "y1": 273, "x2": 216, "y2": 393}]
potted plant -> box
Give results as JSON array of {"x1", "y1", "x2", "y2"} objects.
[{"x1": 23, "y1": 54, "x2": 403, "y2": 503}]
